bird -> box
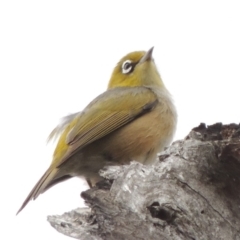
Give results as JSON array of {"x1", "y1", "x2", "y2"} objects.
[{"x1": 17, "y1": 47, "x2": 177, "y2": 214}]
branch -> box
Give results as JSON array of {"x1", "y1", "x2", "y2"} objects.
[{"x1": 48, "y1": 123, "x2": 240, "y2": 240}]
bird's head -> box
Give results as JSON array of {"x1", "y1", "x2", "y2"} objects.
[{"x1": 108, "y1": 47, "x2": 164, "y2": 89}]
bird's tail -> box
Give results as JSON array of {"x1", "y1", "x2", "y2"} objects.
[{"x1": 16, "y1": 167, "x2": 72, "y2": 215}]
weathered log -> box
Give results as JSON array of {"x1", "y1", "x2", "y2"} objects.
[{"x1": 48, "y1": 123, "x2": 240, "y2": 240}]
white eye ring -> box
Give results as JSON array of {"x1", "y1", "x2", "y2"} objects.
[{"x1": 122, "y1": 60, "x2": 133, "y2": 74}]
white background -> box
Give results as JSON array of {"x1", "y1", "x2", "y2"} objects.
[{"x1": 1, "y1": 1, "x2": 240, "y2": 239}]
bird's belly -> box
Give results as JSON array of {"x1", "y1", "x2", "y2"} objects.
[{"x1": 94, "y1": 104, "x2": 175, "y2": 165}]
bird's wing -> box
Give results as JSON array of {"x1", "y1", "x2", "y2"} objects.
[
  {"x1": 16, "y1": 87, "x2": 158, "y2": 214},
  {"x1": 57, "y1": 87, "x2": 158, "y2": 167}
]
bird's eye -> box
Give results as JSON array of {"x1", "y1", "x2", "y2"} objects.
[{"x1": 122, "y1": 60, "x2": 133, "y2": 74}]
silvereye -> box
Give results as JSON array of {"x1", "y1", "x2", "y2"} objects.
[{"x1": 17, "y1": 47, "x2": 177, "y2": 214}]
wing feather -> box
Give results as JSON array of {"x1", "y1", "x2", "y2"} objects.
[{"x1": 56, "y1": 87, "x2": 158, "y2": 167}]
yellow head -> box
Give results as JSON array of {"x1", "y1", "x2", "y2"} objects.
[{"x1": 108, "y1": 47, "x2": 165, "y2": 89}]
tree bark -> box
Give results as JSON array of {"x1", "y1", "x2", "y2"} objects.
[{"x1": 48, "y1": 123, "x2": 240, "y2": 240}]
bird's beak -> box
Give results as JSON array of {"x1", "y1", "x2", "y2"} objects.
[{"x1": 139, "y1": 47, "x2": 154, "y2": 64}]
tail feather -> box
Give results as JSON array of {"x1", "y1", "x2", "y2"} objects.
[{"x1": 16, "y1": 167, "x2": 59, "y2": 215}]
